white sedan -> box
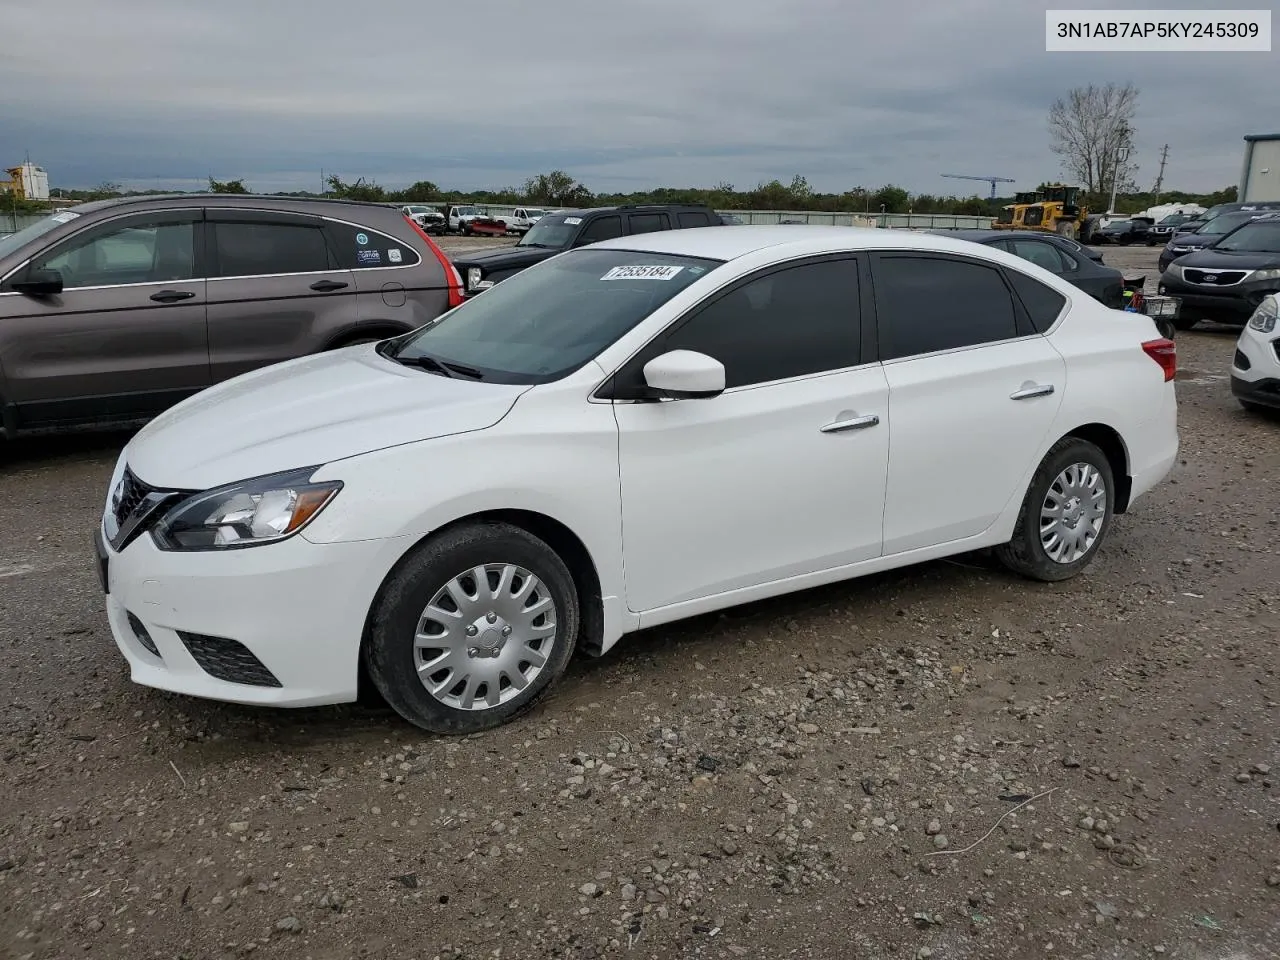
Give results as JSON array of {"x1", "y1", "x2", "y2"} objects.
[{"x1": 95, "y1": 226, "x2": 1179, "y2": 734}]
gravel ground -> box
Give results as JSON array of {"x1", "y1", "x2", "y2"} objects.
[{"x1": 1, "y1": 243, "x2": 1277, "y2": 960}]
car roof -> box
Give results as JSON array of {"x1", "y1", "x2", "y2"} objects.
[
  {"x1": 585, "y1": 224, "x2": 1020, "y2": 262},
  {"x1": 66, "y1": 193, "x2": 413, "y2": 215}
]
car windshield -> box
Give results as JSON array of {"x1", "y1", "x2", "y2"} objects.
[
  {"x1": 456, "y1": 206, "x2": 480, "y2": 216},
  {"x1": 525, "y1": 209, "x2": 546, "y2": 218},
  {"x1": 0, "y1": 210, "x2": 81, "y2": 260},
  {"x1": 386, "y1": 248, "x2": 722, "y2": 384},
  {"x1": 516, "y1": 214, "x2": 578, "y2": 248},
  {"x1": 1211, "y1": 221, "x2": 1280, "y2": 253},
  {"x1": 1158, "y1": 214, "x2": 1189, "y2": 226},
  {"x1": 1201, "y1": 212, "x2": 1262, "y2": 236}
]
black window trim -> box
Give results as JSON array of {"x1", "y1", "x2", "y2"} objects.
[
  {"x1": 0, "y1": 207, "x2": 207, "y2": 294},
  {"x1": 593, "y1": 252, "x2": 877, "y2": 402},
  {"x1": 866, "y1": 250, "x2": 1040, "y2": 364}
]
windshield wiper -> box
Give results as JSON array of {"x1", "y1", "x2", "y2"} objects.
[
  {"x1": 393, "y1": 353, "x2": 485, "y2": 380},
  {"x1": 519, "y1": 241, "x2": 556, "y2": 248}
]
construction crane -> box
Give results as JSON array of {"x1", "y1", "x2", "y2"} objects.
[{"x1": 941, "y1": 173, "x2": 1016, "y2": 200}]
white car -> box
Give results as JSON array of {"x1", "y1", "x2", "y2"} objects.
[
  {"x1": 94, "y1": 226, "x2": 1179, "y2": 734},
  {"x1": 1230, "y1": 294, "x2": 1280, "y2": 413},
  {"x1": 504, "y1": 207, "x2": 548, "y2": 234}
]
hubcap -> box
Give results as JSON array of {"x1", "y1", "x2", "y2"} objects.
[
  {"x1": 1040, "y1": 462, "x2": 1107, "y2": 564},
  {"x1": 414, "y1": 563, "x2": 557, "y2": 711}
]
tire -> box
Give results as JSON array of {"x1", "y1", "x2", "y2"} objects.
[
  {"x1": 1171, "y1": 315, "x2": 1199, "y2": 331},
  {"x1": 1154, "y1": 318, "x2": 1176, "y2": 340},
  {"x1": 1056, "y1": 221, "x2": 1078, "y2": 241},
  {"x1": 364, "y1": 521, "x2": 580, "y2": 734},
  {"x1": 995, "y1": 437, "x2": 1115, "y2": 583}
]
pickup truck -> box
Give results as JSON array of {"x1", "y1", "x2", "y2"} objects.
[
  {"x1": 400, "y1": 204, "x2": 446, "y2": 235},
  {"x1": 450, "y1": 203, "x2": 725, "y2": 295},
  {"x1": 446, "y1": 204, "x2": 485, "y2": 234},
  {"x1": 503, "y1": 207, "x2": 548, "y2": 234}
]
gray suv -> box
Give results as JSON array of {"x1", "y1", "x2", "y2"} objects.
[{"x1": 0, "y1": 195, "x2": 463, "y2": 439}]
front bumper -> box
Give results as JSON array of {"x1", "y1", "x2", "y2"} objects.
[
  {"x1": 1156, "y1": 275, "x2": 1272, "y2": 322},
  {"x1": 1231, "y1": 375, "x2": 1280, "y2": 409},
  {"x1": 98, "y1": 523, "x2": 410, "y2": 707}
]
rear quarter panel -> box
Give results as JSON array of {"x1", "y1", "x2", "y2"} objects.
[{"x1": 1045, "y1": 294, "x2": 1178, "y2": 495}]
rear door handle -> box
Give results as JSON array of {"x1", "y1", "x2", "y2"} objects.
[
  {"x1": 310, "y1": 279, "x2": 349, "y2": 292},
  {"x1": 1010, "y1": 384, "x2": 1055, "y2": 400},
  {"x1": 149, "y1": 290, "x2": 196, "y2": 303},
  {"x1": 820, "y1": 414, "x2": 880, "y2": 434}
]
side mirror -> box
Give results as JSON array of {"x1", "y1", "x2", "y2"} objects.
[
  {"x1": 642, "y1": 350, "x2": 725, "y2": 400},
  {"x1": 13, "y1": 268, "x2": 64, "y2": 297}
]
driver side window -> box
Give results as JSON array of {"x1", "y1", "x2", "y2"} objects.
[{"x1": 36, "y1": 219, "x2": 196, "y2": 289}]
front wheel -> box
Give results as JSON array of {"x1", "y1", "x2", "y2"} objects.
[
  {"x1": 995, "y1": 437, "x2": 1115, "y2": 582},
  {"x1": 364, "y1": 521, "x2": 580, "y2": 734}
]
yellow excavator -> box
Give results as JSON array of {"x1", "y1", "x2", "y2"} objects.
[{"x1": 992, "y1": 192, "x2": 1044, "y2": 230}]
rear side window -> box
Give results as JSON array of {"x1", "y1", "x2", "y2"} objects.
[
  {"x1": 1006, "y1": 269, "x2": 1067, "y2": 333},
  {"x1": 677, "y1": 211, "x2": 711, "y2": 228},
  {"x1": 578, "y1": 216, "x2": 623, "y2": 243},
  {"x1": 628, "y1": 213, "x2": 669, "y2": 234},
  {"x1": 874, "y1": 255, "x2": 1019, "y2": 360},
  {"x1": 326, "y1": 221, "x2": 420, "y2": 269},
  {"x1": 212, "y1": 221, "x2": 332, "y2": 277}
]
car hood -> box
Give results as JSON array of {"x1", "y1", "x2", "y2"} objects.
[
  {"x1": 123, "y1": 345, "x2": 530, "y2": 490},
  {"x1": 450, "y1": 245, "x2": 560, "y2": 271},
  {"x1": 1174, "y1": 249, "x2": 1280, "y2": 270},
  {"x1": 1167, "y1": 232, "x2": 1216, "y2": 247}
]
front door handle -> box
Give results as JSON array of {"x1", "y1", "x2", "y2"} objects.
[
  {"x1": 149, "y1": 290, "x2": 196, "y2": 303},
  {"x1": 820, "y1": 414, "x2": 880, "y2": 434},
  {"x1": 310, "y1": 279, "x2": 349, "y2": 292},
  {"x1": 1010, "y1": 384, "x2": 1055, "y2": 400}
]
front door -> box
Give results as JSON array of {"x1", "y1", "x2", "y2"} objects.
[
  {"x1": 612, "y1": 255, "x2": 889, "y2": 613},
  {"x1": 870, "y1": 252, "x2": 1066, "y2": 554},
  {"x1": 0, "y1": 208, "x2": 209, "y2": 426}
]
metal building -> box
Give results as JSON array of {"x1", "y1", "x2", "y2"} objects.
[
  {"x1": 3, "y1": 162, "x2": 50, "y2": 201},
  {"x1": 1240, "y1": 134, "x2": 1280, "y2": 203}
]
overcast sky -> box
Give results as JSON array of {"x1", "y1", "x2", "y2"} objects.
[{"x1": 1, "y1": 0, "x2": 1269, "y2": 197}]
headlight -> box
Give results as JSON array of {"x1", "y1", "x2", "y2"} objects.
[
  {"x1": 1169, "y1": 246, "x2": 1190, "y2": 253},
  {"x1": 1248, "y1": 269, "x2": 1280, "y2": 283},
  {"x1": 151, "y1": 467, "x2": 341, "y2": 551},
  {"x1": 1248, "y1": 298, "x2": 1278, "y2": 333}
]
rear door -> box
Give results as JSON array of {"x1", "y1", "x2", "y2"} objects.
[
  {"x1": 870, "y1": 251, "x2": 1066, "y2": 554},
  {"x1": 0, "y1": 208, "x2": 209, "y2": 426},
  {"x1": 204, "y1": 209, "x2": 356, "y2": 381},
  {"x1": 323, "y1": 216, "x2": 447, "y2": 331}
]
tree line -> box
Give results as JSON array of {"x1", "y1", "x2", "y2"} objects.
[{"x1": 7, "y1": 162, "x2": 1239, "y2": 221}]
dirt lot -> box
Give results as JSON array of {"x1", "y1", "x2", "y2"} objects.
[{"x1": 1, "y1": 242, "x2": 1277, "y2": 960}]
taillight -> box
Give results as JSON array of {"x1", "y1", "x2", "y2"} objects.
[
  {"x1": 1142, "y1": 338, "x2": 1176, "y2": 382},
  {"x1": 405, "y1": 215, "x2": 463, "y2": 309}
]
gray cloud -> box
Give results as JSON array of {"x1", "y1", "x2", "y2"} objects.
[{"x1": 0, "y1": 0, "x2": 1266, "y2": 195}]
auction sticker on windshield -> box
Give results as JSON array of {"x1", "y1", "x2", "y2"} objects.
[{"x1": 601, "y1": 265, "x2": 685, "y2": 281}]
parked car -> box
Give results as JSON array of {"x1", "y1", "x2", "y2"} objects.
[
  {"x1": 450, "y1": 203, "x2": 724, "y2": 295},
  {"x1": 504, "y1": 207, "x2": 548, "y2": 234},
  {"x1": 1157, "y1": 209, "x2": 1277, "y2": 272},
  {"x1": 0, "y1": 194, "x2": 462, "y2": 440},
  {"x1": 94, "y1": 225, "x2": 1177, "y2": 734},
  {"x1": 1094, "y1": 218, "x2": 1152, "y2": 245},
  {"x1": 1158, "y1": 213, "x2": 1280, "y2": 329},
  {"x1": 1147, "y1": 213, "x2": 1197, "y2": 246},
  {"x1": 1230, "y1": 293, "x2": 1280, "y2": 412},
  {"x1": 446, "y1": 204, "x2": 485, "y2": 234},
  {"x1": 401, "y1": 204, "x2": 446, "y2": 235},
  {"x1": 935, "y1": 229, "x2": 1125, "y2": 307}
]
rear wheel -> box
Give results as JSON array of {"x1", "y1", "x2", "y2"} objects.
[
  {"x1": 995, "y1": 437, "x2": 1115, "y2": 582},
  {"x1": 1154, "y1": 318, "x2": 1176, "y2": 340},
  {"x1": 364, "y1": 521, "x2": 580, "y2": 734}
]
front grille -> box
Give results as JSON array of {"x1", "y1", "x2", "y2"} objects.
[
  {"x1": 112, "y1": 467, "x2": 154, "y2": 531},
  {"x1": 1183, "y1": 268, "x2": 1247, "y2": 286},
  {"x1": 176, "y1": 631, "x2": 282, "y2": 687},
  {"x1": 1235, "y1": 349, "x2": 1252, "y2": 371},
  {"x1": 125, "y1": 611, "x2": 161, "y2": 658}
]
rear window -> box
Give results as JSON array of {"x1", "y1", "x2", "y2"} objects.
[{"x1": 678, "y1": 211, "x2": 712, "y2": 228}]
